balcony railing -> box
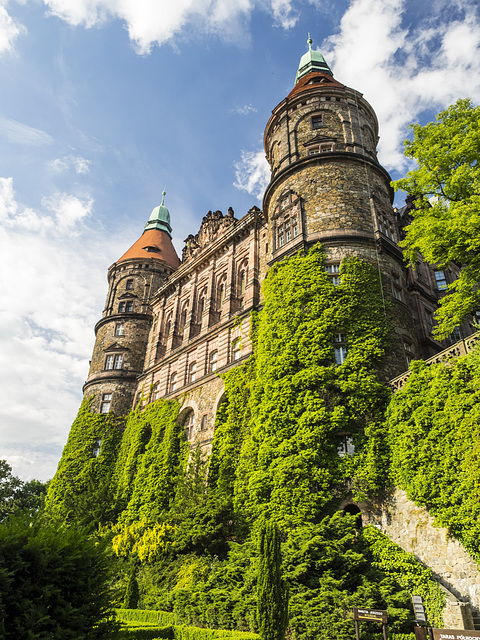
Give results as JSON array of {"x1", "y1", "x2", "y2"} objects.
[{"x1": 389, "y1": 331, "x2": 479, "y2": 392}]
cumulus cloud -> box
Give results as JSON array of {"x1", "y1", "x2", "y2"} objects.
[
  {"x1": 231, "y1": 104, "x2": 257, "y2": 115},
  {"x1": 233, "y1": 149, "x2": 270, "y2": 200},
  {"x1": 0, "y1": 2, "x2": 23, "y2": 55},
  {"x1": 0, "y1": 177, "x2": 124, "y2": 480},
  {"x1": 0, "y1": 117, "x2": 53, "y2": 146},
  {"x1": 42, "y1": 0, "x2": 304, "y2": 54},
  {"x1": 321, "y1": 0, "x2": 480, "y2": 171},
  {"x1": 50, "y1": 155, "x2": 91, "y2": 174}
]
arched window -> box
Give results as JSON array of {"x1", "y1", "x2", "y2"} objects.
[
  {"x1": 209, "y1": 350, "x2": 218, "y2": 373},
  {"x1": 189, "y1": 361, "x2": 196, "y2": 384},
  {"x1": 198, "y1": 295, "x2": 205, "y2": 323},
  {"x1": 183, "y1": 410, "x2": 194, "y2": 440},
  {"x1": 239, "y1": 270, "x2": 246, "y2": 296},
  {"x1": 232, "y1": 338, "x2": 241, "y2": 361},
  {"x1": 179, "y1": 305, "x2": 188, "y2": 338}
]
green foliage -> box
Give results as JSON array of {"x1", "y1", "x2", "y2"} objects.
[
  {"x1": 393, "y1": 98, "x2": 480, "y2": 337},
  {"x1": 256, "y1": 521, "x2": 288, "y2": 640},
  {"x1": 0, "y1": 460, "x2": 48, "y2": 521},
  {"x1": 235, "y1": 248, "x2": 391, "y2": 528},
  {"x1": 173, "y1": 626, "x2": 259, "y2": 640},
  {"x1": 116, "y1": 609, "x2": 176, "y2": 626},
  {"x1": 386, "y1": 346, "x2": 480, "y2": 559},
  {"x1": 45, "y1": 398, "x2": 124, "y2": 527},
  {"x1": 283, "y1": 512, "x2": 414, "y2": 640},
  {"x1": 119, "y1": 400, "x2": 184, "y2": 523},
  {"x1": 0, "y1": 514, "x2": 118, "y2": 639},
  {"x1": 124, "y1": 564, "x2": 140, "y2": 609},
  {"x1": 362, "y1": 526, "x2": 445, "y2": 627}
]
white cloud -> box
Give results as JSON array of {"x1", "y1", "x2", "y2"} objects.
[
  {"x1": 42, "y1": 0, "x2": 305, "y2": 54},
  {"x1": 0, "y1": 177, "x2": 125, "y2": 481},
  {"x1": 322, "y1": 0, "x2": 480, "y2": 171},
  {"x1": 232, "y1": 104, "x2": 257, "y2": 115},
  {"x1": 233, "y1": 148, "x2": 270, "y2": 200},
  {"x1": 0, "y1": 117, "x2": 53, "y2": 146},
  {"x1": 50, "y1": 155, "x2": 91, "y2": 174},
  {"x1": 0, "y1": 2, "x2": 23, "y2": 55}
]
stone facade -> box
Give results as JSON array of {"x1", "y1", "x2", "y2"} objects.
[{"x1": 361, "y1": 489, "x2": 480, "y2": 628}]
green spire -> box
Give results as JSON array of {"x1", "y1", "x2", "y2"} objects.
[
  {"x1": 144, "y1": 190, "x2": 173, "y2": 237},
  {"x1": 295, "y1": 34, "x2": 332, "y2": 84}
]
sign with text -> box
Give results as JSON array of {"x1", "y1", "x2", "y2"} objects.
[
  {"x1": 353, "y1": 608, "x2": 388, "y2": 623},
  {"x1": 412, "y1": 595, "x2": 427, "y2": 623},
  {"x1": 432, "y1": 630, "x2": 480, "y2": 640}
]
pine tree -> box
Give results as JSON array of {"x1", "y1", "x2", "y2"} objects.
[
  {"x1": 257, "y1": 520, "x2": 288, "y2": 640},
  {"x1": 124, "y1": 564, "x2": 140, "y2": 609}
]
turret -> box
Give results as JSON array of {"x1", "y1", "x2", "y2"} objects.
[
  {"x1": 83, "y1": 194, "x2": 181, "y2": 415},
  {"x1": 263, "y1": 38, "x2": 419, "y2": 379}
]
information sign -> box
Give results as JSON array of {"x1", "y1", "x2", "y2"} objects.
[
  {"x1": 432, "y1": 630, "x2": 480, "y2": 640},
  {"x1": 353, "y1": 608, "x2": 388, "y2": 623}
]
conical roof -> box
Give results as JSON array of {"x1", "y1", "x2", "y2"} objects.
[
  {"x1": 117, "y1": 193, "x2": 181, "y2": 269},
  {"x1": 295, "y1": 36, "x2": 333, "y2": 84}
]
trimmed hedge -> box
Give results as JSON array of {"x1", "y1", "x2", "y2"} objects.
[{"x1": 115, "y1": 610, "x2": 260, "y2": 640}]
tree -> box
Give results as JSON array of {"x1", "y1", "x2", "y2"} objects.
[
  {"x1": 393, "y1": 98, "x2": 480, "y2": 338},
  {"x1": 0, "y1": 514, "x2": 118, "y2": 639},
  {"x1": 124, "y1": 564, "x2": 140, "y2": 609},
  {"x1": 0, "y1": 460, "x2": 21, "y2": 521},
  {"x1": 257, "y1": 520, "x2": 288, "y2": 640},
  {"x1": 0, "y1": 460, "x2": 48, "y2": 521}
]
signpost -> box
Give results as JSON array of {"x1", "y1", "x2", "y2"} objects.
[
  {"x1": 353, "y1": 607, "x2": 388, "y2": 640},
  {"x1": 432, "y1": 630, "x2": 480, "y2": 640}
]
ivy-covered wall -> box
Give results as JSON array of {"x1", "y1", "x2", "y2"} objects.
[{"x1": 44, "y1": 244, "x2": 480, "y2": 637}]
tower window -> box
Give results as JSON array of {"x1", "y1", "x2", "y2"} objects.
[
  {"x1": 210, "y1": 350, "x2": 218, "y2": 373},
  {"x1": 337, "y1": 435, "x2": 355, "y2": 457},
  {"x1": 334, "y1": 332, "x2": 347, "y2": 364},
  {"x1": 325, "y1": 264, "x2": 341, "y2": 286},
  {"x1": 311, "y1": 114, "x2": 324, "y2": 129},
  {"x1": 100, "y1": 393, "x2": 112, "y2": 414},
  {"x1": 115, "y1": 323, "x2": 125, "y2": 336},
  {"x1": 232, "y1": 338, "x2": 241, "y2": 361},
  {"x1": 277, "y1": 224, "x2": 284, "y2": 247},
  {"x1": 435, "y1": 270, "x2": 447, "y2": 291},
  {"x1": 321, "y1": 143, "x2": 334, "y2": 152},
  {"x1": 118, "y1": 301, "x2": 133, "y2": 313},
  {"x1": 308, "y1": 147, "x2": 320, "y2": 156},
  {"x1": 104, "y1": 355, "x2": 114, "y2": 370},
  {"x1": 126, "y1": 279, "x2": 134, "y2": 290},
  {"x1": 113, "y1": 354, "x2": 123, "y2": 369},
  {"x1": 92, "y1": 438, "x2": 102, "y2": 457},
  {"x1": 403, "y1": 340, "x2": 414, "y2": 366}
]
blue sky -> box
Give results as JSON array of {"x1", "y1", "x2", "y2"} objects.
[{"x1": 0, "y1": 0, "x2": 479, "y2": 481}]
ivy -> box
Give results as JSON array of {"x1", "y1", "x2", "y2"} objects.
[{"x1": 386, "y1": 347, "x2": 480, "y2": 560}]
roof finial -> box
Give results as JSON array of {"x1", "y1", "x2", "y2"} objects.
[
  {"x1": 307, "y1": 33, "x2": 313, "y2": 50},
  {"x1": 161, "y1": 190, "x2": 166, "y2": 206}
]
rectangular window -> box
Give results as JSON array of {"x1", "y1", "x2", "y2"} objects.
[
  {"x1": 104, "y1": 355, "x2": 114, "y2": 370},
  {"x1": 92, "y1": 438, "x2": 102, "y2": 457},
  {"x1": 126, "y1": 279, "x2": 134, "y2": 290},
  {"x1": 435, "y1": 270, "x2": 447, "y2": 291},
  {"x1": 334, "y1": 332, "x2": 347, "y2": 364},
  {"x1": 200, "y1": 414, "x2": 208, "y2": 431},
  {"x1": 125, "y1": 301, "x2": 134, "y2": 312},
  {"x1": 403, "y1": 341, "x2": 414, "y2": 366},
  {"x1": 308, "y1": 147, "x2": 320, "y2": 156},
  {"x1": 320, "y1": 143, "x2": 334, "y2": 153},
  {"x1": 292, "y1": 217, "x2": 298, "y2": 238},
  {"x1": 113, "y1": 354, "x2": 123, "y2": 369},
  {"x1": 326, "y1": 264, "x2": 341, "y2": 286},
  {"x1": 285, "y1": 220, "x2": 291, "y2": 243},
  {"x1": 100, "y1": 394, "x2": 111, "y2": 414},
  {"x1": 337, "y1": 435, "x2": 355, "y2": 457},
  {"x1": 118, "y1": 302, "x2": 126, "y2": 313},
  {"x1": 210, "y1": 350, "x2": 218, "y2": 373},
  {"x1": 311, "y1": 114, "x2": 323, "y2": 129},
  {"x1": 170, "y1": 372, "x2": 177, "y2": 393},
  {"x1": 189, "y1": 362, "x2": 196, "y2": 383},
  {"x1": 393, "y1": 286, "x2": 402, "y2": 302},
  {"x1": 115, "y1": 323, "x2": 125, "y2": 336},
  {"x1": 277, "y1": 225, "x2": 284, "y2": 248}
]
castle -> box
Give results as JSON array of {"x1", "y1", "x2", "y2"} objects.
[{"x1": 83, "y1": 39, "x2": 475, "y2": 451}]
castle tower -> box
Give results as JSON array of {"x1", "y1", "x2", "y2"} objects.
[
  {"x1": 263, "y1": 38, "x2": 418, "y2": 378},
  {"x1": 83, "y1": 194, "x2": 181, "y2": 415}
]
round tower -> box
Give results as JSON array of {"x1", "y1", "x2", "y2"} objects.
[
  {"x1": 263, "y1": 38, "x2": 418, "y2": 378},
  {"x1": 83, "y1": 194, "x2": 181, "y2": 415}
]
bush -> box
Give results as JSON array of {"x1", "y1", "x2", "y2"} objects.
[{"x1": 0, "y1": 515, "x2": 118, "y2": 639}]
